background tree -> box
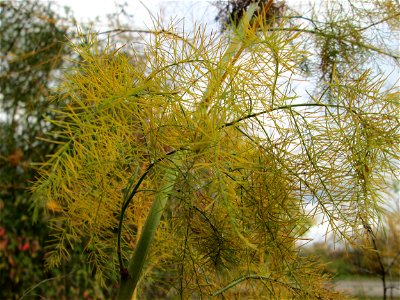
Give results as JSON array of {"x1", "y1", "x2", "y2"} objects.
[
  {"x1": 0, "y1": 1, "x2": 72, "y2": 298},
  {"x1": 0, "y1": 1, "x2": 135, "y2": 298},
  {"x1": 302, "y1": 189, "x2": 399, "y2": 299},
  {"x1": 357, "y1": 187, "x2": 400, "y2": 300},
  {"x1": 32, "y1": 1, "x2": 399, "y2": 299}
]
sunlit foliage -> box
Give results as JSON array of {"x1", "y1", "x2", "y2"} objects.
[{"x1": 33, "y1": 2, "x2": 399, "y2": 299}]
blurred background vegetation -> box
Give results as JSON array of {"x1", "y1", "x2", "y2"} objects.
[
  {"x1": 303, "y1": 193, "x2": 400, "y2": 281},
  {"x1": 0, "y1": 1, "x2": 132, "y2": 298},
  {"x1": 302, "y1": 195, "x2": 400, "y2": 299},
  {"x1": 0, "y1": 0, "x2": 399, "y2": 299}
]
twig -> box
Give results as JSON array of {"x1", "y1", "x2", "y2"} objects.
[
  {"x1": 116, "y1": 148, "x2": 185, "y2": 275},
  {"x1": 211, "y1": 274, "x2": 302, "y2": 297}
]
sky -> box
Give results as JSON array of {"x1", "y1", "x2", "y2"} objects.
[
  {"x1": 52, "y1": 0, "x2": 317, "y2": 34},
  {"x1": 54, "y1": 0, "x2": 221, "y2": 32},
  {"x1": 52, "y1": 0, "x2": 399, "y2": 88}
]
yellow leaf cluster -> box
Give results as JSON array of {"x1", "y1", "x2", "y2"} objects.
[{"x1": 32, "y1": 16, "x2": 399, "y2": 299}]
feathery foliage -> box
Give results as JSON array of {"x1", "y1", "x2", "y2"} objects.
[{"x1": 33, "y1": 2, "x2": 399, "y2": 299}]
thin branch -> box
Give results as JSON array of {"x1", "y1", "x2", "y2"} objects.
[
  {"x1": 385, "y1": 250, "x2": 400, "y2": 275},
  {"x1": 20, "y1": 270, "x2": 75, "y2": 299},
  {"x1": 211, "y1": 274, "x2": 302, "y2": 297},
  {"x1": 99, "y1": 25, "x2": 400, "y2": 61},
  {"x1": 359, "y1": 12, "x2": 400, "y2": 32},
  {"x1": 267, "y1": 27, "x2": 400, "y2": 60},
  {"x1": 97, "y1": 28, "x2": 197, "y2": 51},
  {"x1": 363, "y1": 222, "x2": 388, "y2": 299},
  {"x1": 116, "y1": 148, "x2": 185, "y2": 274},
  {"x1": 220, "y1": 102, "x2": 352, "y2": 129}
]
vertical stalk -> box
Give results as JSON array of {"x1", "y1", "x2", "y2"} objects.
[
  {"x1": 117, "y1": 160, "x2": 181, "y2": 300},
  {"x1": 117, "y1": 3, "x2": 272, "y2": 299},
  {"x1": 200, "y1": 1, "x2": 267, "y2": 110}
]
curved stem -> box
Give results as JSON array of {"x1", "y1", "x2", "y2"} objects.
[
  {"x1": 221, "y1": 102, "x2": 354, "y2": 129},
  {"x1": 116, "y1": 149, "x2": 181, "y2": 274},
  {"x1": 117, "y1": 152, "x2": 184, "y2": 300}
]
